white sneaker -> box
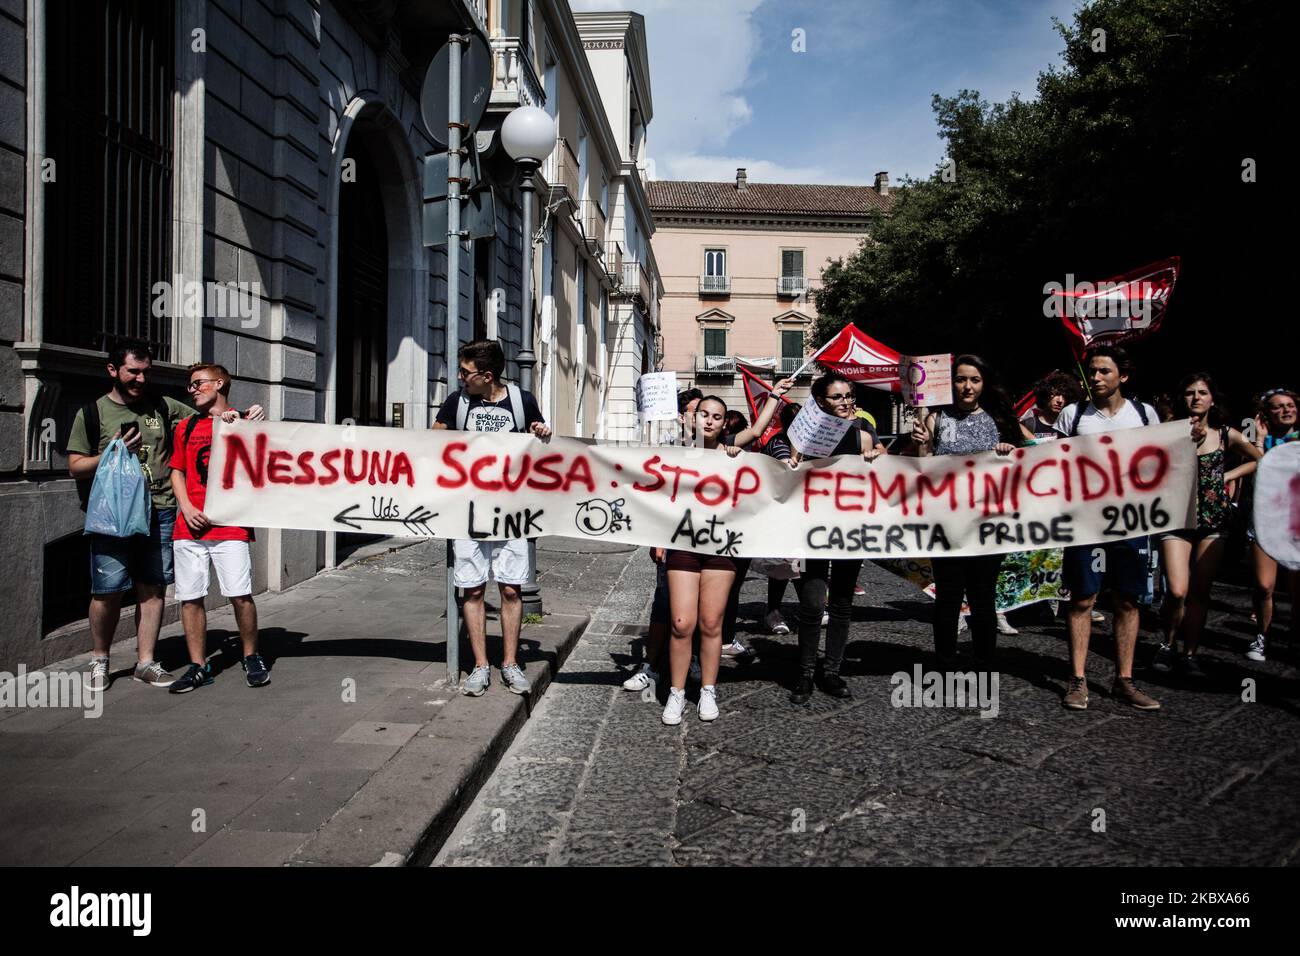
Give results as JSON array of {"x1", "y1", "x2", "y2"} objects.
[
  {"x1": 765, "y1": 610, "x2": 790, "y2": 635},
  {"x1": 688, "y1": 657, "x2": 702, "y2": 682},
  {"x1": 1246, "y1": 634, "x2": 1267, "y2": 662},
  {"x1": 720, "y1": 640, "x2": 748, "y2": 657},
  {"x1": 820, "y1": 610, "x2": 829, "y2": 626},
  {"x1": 698, "y1": 685, "x2": 719, "y2": 721},
  {"x1": 85, "y1": 658, "x2": 109, "y2": 693},
  {"x1": 622, "y1": 663, "x2": 658, "y2": 691},
  {"x1": 996, "y1": 612, "x2": 1018, "y2": 635},
  {"x1": 1091, "y1": 610, "x2": 1106, "y2": 623},
  {"x1": 662, "y1": 688, "x2": 687, "y2": 725}
]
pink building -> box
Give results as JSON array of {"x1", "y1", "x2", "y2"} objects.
[{"x1": 648, "y1": 169, "x2": 892, "y2": 413}]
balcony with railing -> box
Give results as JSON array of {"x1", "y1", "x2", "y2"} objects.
[
  {"x1": 699, "y1": 274, "x2": 731, "y2": 295},
  {"x1": 581, "y1": 198, "x2": 606, "y2": 253},
  {"x1": 622, "y1": 259, "x2": 651, "y2": 305},
  {"x1": 777, "y1": 275, "x2": 807, "y2": 297},
  {"x1": 604, "y1": 241, "x2": 623, "y2": 287},
  {"x1": 489, "y1": 36, "x2": 543, "y2": 108},
  {"x1": 694, "y1": 354, "x2": 736, "y2": 376},
  {"x1": 541, "y1": 136, "x2": 579, "y2": 208},
  {"x1": 780, "y1": 355, "x2": 812, "y2": 374}
]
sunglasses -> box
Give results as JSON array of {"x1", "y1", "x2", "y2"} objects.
[{"x1": 1259, "y1": 388, "x2": 1294, "y2": 400}]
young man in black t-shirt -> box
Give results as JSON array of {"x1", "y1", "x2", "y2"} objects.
[{"x1": 434, "y1": 340, "x2": 550, "y2": 697}]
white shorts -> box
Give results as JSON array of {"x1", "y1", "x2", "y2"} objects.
[
  {"x1": 173, "y1": 539, "x2": 253, "y2": 601},
  {"x1": 453, "y1": 538, "x2": 531, "y2": 589}
]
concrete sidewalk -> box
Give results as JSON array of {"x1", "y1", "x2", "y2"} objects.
[{"x1": 0, "y1": 537, "x2": 638, "y2": 866}]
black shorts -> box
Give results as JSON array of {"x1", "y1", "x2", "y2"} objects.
[{"x1": 665, "y1": 550, "x2": 737, "y2": 574}]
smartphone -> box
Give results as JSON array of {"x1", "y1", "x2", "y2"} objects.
[{"x1": 120, "y1": 421, "x2": 141, "y2": 443}]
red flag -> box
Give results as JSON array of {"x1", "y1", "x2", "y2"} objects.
[
  {"x1": 1014, "y1": 389, "x2": 1036, "y2": 419},
  {"x1": 739, "y1": 365, "x2": 790, "y2": 448},
  {"x1": 1048, "y1": 256, "x2": 1180, "y2": 358},
  {"x1": 808, "y1": 324, "x2": 902, "y2": 391}
]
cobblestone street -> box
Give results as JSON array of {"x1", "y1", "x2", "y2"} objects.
[{"x1": 438, "y1": 553, "x2": 1300, "y2": 866}]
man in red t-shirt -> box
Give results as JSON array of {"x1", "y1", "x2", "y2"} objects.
[{"x1": 167, "y1": 363, "x2": 269, "y2": 693}]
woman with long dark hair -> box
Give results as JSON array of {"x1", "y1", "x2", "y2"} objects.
[
  {"x1": 785, "y1": 372, "x2": 883, "y2": 703},
  {"x1": 1153, "y1": 373, "x2": 1261, "y2": 676},
  {"x1": 911, "y1": 354, "x2": 1032, "y2": 666}
]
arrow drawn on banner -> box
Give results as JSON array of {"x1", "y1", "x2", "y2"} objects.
[{"x1": 333, "y1": 503, "x2": 439, "y2": 535}]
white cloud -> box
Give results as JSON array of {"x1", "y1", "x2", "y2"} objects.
[
  {"x1": 652, "y1": 153, "x2": 869, "y2": 185},
  {"x1": 569, "y1": 0, "x2": 764, "y2": 179}
]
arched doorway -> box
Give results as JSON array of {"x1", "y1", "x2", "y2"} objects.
[
  {"x1": 322, "y1": 96, "x2": 428, "y2": 567},
  {"x1": 337, "y1": 140, "x2": 388, "y2": 427}
]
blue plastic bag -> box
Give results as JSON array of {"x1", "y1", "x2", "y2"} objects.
[{"x1": 84, "y1": 438, "x2": 152, "y2": 537}]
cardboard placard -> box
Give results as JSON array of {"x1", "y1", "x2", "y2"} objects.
[
  {"x1": 900, "y1": 354, "x2": 952, "y2": 407},
  {"x1": 635, "y1": 371, "x2": 679, "y2": 423},
  {"x1": 787, "y1": 400, "x2": 855, "y2": 458}
]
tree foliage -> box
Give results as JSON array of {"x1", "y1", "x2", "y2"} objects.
[{"x1": 812, "y1": 0, "x2": 1291, "y2": 407}]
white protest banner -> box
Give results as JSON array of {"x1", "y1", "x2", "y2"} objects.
[
  {"x1": 636, "y1": 371, "x2": 679, "y2": 422},
  {"x1": 787, "y1": 400, "x2": 854, "y2": 458},
  {"x1": 206, "y1": 420, "x2": 1197, "y2": 560},
  {"x1": 900, "y1": 353, "x2": 952, "y2": 408},
  {"x1": 1253, "y1": 441, "x2": 1300, "y2": 570}
]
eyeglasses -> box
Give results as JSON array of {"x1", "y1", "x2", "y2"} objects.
[
  {"x1": 1259, "y1": 388, "x2": 1293, "y2": 400},
  {"x1": 186, "y1": 379, "x2": 220, "y2": 392},
  {"x1": 825, "y1": 393, "x2": 855, "y2": 403},
  {"x1": 457, "y1": 367, "x2": 486, "y2": 380}
]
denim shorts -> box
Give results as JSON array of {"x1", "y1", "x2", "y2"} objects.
[
  {"x1": 88, "y1": 507, "x2": 176, "y2": 594},
  {"x1": 1062, "y1": 536, "x2": 1149, "y2": 600}
]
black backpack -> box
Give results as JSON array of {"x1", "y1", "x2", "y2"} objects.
[{"x1": 1067, "y1": 398, "x2": 1150, "y2": 437}]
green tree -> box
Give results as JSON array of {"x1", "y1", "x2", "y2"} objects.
[{"x1": 813, "y1": 0, "x2": 1289, "y2": 406}]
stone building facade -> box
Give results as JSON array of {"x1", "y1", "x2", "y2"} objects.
[{"x1": 0, "y1": 0, "x2": 655, "y2": 671}]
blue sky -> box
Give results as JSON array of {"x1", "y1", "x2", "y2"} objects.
[{"x1": 570, "y1": 0, "x2": 1083, "y2": 184}]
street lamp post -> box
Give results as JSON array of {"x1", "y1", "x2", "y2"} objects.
[{"x1": 501, "y1": 106, "x2": 557, "y2": 619}]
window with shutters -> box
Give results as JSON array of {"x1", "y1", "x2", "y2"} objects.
[
  {"x1": 44, "y1": 0, "x2": 176, "y2": 360},
  {"x1": 781, "y1": 330, "x2": 804, "y2": 360},
  {"x1": 778, "y1": 249, "x2": 806, "y2": 296},
  {"x1": 703, "y1": 328, "x2": 727, "y2": 357},
  {"x1": 781, "y1": 249, "x2": 804, "y2": 278}
]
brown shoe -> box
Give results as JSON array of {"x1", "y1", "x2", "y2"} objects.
[
  {"x1": 1112, "y1": 676, "x2": 1161, "y2": 711},
  {"x1": 1062, "y1": 676, "x2": 1089, "y2": 710}
]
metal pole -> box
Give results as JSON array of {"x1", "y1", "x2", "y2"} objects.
[
  {"x1": 516, "y1": 161, "x2": 543, "y2": 617},
  {"x1": 445, "y1": 34, "x2": 467, "y2": 687}
]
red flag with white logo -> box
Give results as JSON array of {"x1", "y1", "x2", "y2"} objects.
[
  {"x1": 806, "y1": 324, "x2": 902, "y2": 391},
  {"x1": 1048, "y1": 256, "x2": 1180, "y2": 358}
]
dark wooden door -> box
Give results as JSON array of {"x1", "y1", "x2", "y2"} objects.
[{"x1": 337, "y1": 143, "x2": 388, "y2": 426}]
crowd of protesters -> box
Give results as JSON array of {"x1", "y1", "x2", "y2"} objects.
[
  {"x1": 71, "y1": 339, "x2": 1295, "y2": 726},
  {"x1": 620, "y1": 345, "x2": 1296, "y2": 724}
]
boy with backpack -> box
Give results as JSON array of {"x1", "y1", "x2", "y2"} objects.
[
  {"x1": 433, "y1": 340, "x2": 551, "y2": 697},
  {"x1": 166, "y1": 363, "x2": 270, "y2": 693},
  {"x1": 1053, "y1": 345, "x2": 1161, "y2": 711}
]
